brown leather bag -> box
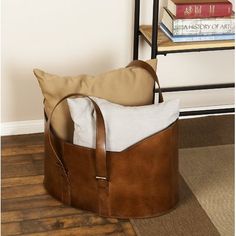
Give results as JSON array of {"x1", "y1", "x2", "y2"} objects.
[{"x1": 44, "y1": 60, "x2": 178, "y2": 218}]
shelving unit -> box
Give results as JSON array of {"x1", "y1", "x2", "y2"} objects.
[{"x1": 133, "y1": 0, "x2": 235, "y2": 116}]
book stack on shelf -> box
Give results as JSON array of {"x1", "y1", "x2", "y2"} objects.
[{"x1": 160, "y1": 0, "x2": 235, "y2": 42}]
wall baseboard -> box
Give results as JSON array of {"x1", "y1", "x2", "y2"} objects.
[
  {"x1": 1, "y1": 105, "x2": 234, "y2": 136},
  {"x1": 1, "y1": 119, "x2": 44, "y2": 136},
  {"x1": 179, "y1": 104, "x2": 234, "y2": 119}
]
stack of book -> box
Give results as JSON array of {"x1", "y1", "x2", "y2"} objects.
[{"x1": 160, "y1": 0, "x2": 235, "y2": 42}]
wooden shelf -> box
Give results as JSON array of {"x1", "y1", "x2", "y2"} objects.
[{"x1": 140, "y1": 25, "x2": 235, "y2": 54}]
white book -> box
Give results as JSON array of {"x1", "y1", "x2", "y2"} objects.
[
  {"x1": 160, "y1": 23, "x2": 235, "y2": 42},
  {"x1": 161, "y1": 7, "x2": 235, "y2": 36}
]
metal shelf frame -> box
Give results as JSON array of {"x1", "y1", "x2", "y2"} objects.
[{"x1": 133, "y1": 0, "x2": 235, "y2": 116}]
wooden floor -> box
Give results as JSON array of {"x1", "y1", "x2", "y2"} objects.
[
  {"x1": 2, "y1": 115, "x2": 234, "y2": 236},
  {"x1": 1, "y1": 134, "x2": 136, "y2": 236}
]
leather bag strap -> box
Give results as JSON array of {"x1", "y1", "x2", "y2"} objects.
[
  {"x1": 126, "y1": 60, "x2": 164, "y2": 103},
  {"x1": 47, "y1": 93, "x2": 109, "y2": 214},
  {"x1": 47, "y1": 93, "x2": 107, "y2": 182}
]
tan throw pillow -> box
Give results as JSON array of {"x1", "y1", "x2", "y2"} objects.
[{"x1": 34, "y1": 59, "x2": 157, "y2": 141}]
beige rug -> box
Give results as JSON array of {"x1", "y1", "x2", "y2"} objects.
[
  {"x1": 131, "y1": 144, "x2": 234, "y2": 236},
  {"x1": 179, "y1": 145, "x2": 234, "y2": 236}
]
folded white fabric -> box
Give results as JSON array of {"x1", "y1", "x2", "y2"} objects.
[{"x1": 67, "y1": 97, "x2": 179, "y2": 152}]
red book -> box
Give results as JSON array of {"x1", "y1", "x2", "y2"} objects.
[{"x1": 167, "y1": 0, "x2": 233, "y2": 19}]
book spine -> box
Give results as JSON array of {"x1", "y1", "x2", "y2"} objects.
[
  {"x1": 173, "y1": 18, "x2": 235, "y2": 35},
  {"x1": 172, "y1": 34, "x2": 235, "y2": 43},
  {"x1": 160, "y1": 23, "x2": 235, "y2": 42},
  {"x1": 176, "y1": 3, "x2": 232, "y2": 18}
]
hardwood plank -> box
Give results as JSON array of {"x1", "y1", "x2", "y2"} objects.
[
  {"x1": 1, "y1": 200, "x2": 133, "y2": 235},
  {"x1": 2, "y1": 184, "x2": 46, "y2": 200},
  {"x1": 2, "y1": 214, "x2": 119, "y2": 235},
  {"x1": 2, "y1": 175, "x2": 44, "y2": 188},
  {"x1": 1, "y1": 222, "x2": 21, "y2": 236},
  {"x1": 1, "y1": 145, "x2": 44, "y2": 157},
  {"x1": 1, "y1": 153, "x2": 44, "y2": 165},
  {"x1": 2, "y1": 159, "x2": 43, "y2": 179},
  {"x1": 18, "y1": 223, "x2": 124, "y2": 236},
  {"x1": 1, "y1": 133, "x2": 44, "y2": 147},
  {"x1": 2, "y1": 195, "x2": 62, "y2": 212},
  {"x1": 2, "y1": 206, "x2": 84, "y2": 223}
]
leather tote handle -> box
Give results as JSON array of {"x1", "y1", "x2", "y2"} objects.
[
  {"x1": 126, "y1": 60, "x2": 164, "y2": 103},
  {"x1": 47, "y1": 93, "x2": 108, "y2": 181}
]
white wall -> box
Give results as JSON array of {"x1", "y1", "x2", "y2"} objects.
[{"x1": 1, "y1": 0, "x2": 235, "y2": 124}]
